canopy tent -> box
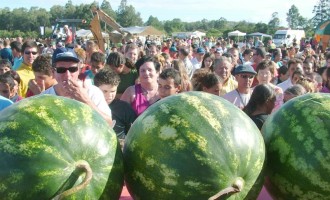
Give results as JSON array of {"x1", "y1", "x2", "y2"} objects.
[
  {"x1": 76, "y1": 29, "x2": 109, "y2": 39},
  {"x1": 172, "y1": 31, "x2": 206, "y2": 40},
  {"x1": 228, "y1": 30, "x2": 246, "y2": 42},
  {"x1": 247, "y1": 32, "x2": 272, "y2": 39},
  {"x1": 110, "y1": 26, "x2": 165, "y2": 43},
  {"x1": 228, "y1": 30, "x2": 246, "y2": 37},
  {"x1": 315, "y1": 20, "x2": 330, "y2": 52},
  {"x1": 120, "y1": 26, "x2": 164, "y2": 37}
]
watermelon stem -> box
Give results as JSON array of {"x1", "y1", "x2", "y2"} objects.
[
  {"x1": 51, "y1": 160, "x2": 93, "y2": 200},
  {"x1": 208, "y1": 177, "x2": 244, "y2": 200}
]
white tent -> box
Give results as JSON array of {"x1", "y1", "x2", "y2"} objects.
[
  {"x1": 172, "y1": 31, "x2": 206, "y2": 40},
  {"x1": 76, "y1": 29, "x2": 109, "y2": 39},
  {"x1": 228, "y1": 30, "x2": 246, "y2": 37}
]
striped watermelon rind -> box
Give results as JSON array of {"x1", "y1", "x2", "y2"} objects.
[
  {"x1": 0, "y1": 95, "x2": 124, "y2": 199},
  {"x1": 262, "y1": 93, "x2": 330, "y2": 199},
  {"x1": 124, "y1": 91, "x2": 265, "y2": 199}
]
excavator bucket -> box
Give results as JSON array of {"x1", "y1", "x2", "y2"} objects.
[{"x1": 90, "y1": 14, "x2": 105, "y2": 52}]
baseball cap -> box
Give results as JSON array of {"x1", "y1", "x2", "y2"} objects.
[
  {"x1": 234, "y1": 64, "x2": 257, "y2": 75},
  {"x1": 215, "y1": 48, "x2": 223, "y2": 54},
  {"x1": 169, "y1": 46, "x2": 178, "y2": 52},
  {"x1": 52, "y1": 47, "x2": 80, "y2": 63},
  {"x1": 196, "y1": 47, "x2": 205, "y2": 54}
]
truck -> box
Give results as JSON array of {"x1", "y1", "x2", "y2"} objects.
[{"x1": 273, "y1": 29, "x2": 305, "y2": 47}]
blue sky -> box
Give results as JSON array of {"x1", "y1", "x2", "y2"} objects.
[{"x1": 2, "y1": 0, "x2": 318, "y2": 26}]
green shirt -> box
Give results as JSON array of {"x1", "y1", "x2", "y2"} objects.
[{"x1": 117, "y1": 69, "x2": 138, "y2": 94}]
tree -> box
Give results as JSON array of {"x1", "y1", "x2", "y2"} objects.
[
  {"x1": 164, "y1": 18, "x2": 185, "y2": 34},
  {"x1": 268, "y1": 12, "x2": 280, "y2": 34},
  {"x1": 49, "y1": 5, "x2": 66, "y2": 23},
  {"x1": 312, "y1": 0, "x2": 330, "y2": 27},
  {"x1": 214, "y1": 17, "x2": 228, "y2": 31},
  {"x1": 254, "y1": 22, "x2": 269, "y2": 34},
  {"x1": 233, "y1": 20, "x2": 255, "y2": 34},
  {"x1": 145, "y1": 16, "x2": 163, "y2": 30},
  {"x1": 64, "y1": 0, "x2": 76, "y2": 19},
  {"x1": 206, "y1": 28, "x2": 222, "y2": 38},
  {"x1": 287, "y1": 5, "x2": 303, "y2": 29},
  {"x1": 101, "y1": 0, "x2": 116, "y2": 19},
  {"x1": 116, "y1": 1, "x2": 143, "y2": 27}
]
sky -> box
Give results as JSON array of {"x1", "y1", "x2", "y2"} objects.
[{"x1": 2, "y1": 0, "x2": 319, "y2": 26}]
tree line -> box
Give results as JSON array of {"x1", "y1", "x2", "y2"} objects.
[{"x1": 0, "y1": 0, "x2": 329, "y2": 39}]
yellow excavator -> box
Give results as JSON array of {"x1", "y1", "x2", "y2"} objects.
[{"x1": 89, "y1": 6, "x2": 131, "y2": 52}]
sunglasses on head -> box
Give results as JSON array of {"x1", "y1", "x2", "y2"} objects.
[
  {"x1": 239, "y1": 74, "x2": 255, "y2": 79},
  {"x1": 24, "y1": 51, "x2": 38, "y2": 55},
  {"x1": 55, "y1": 67, "x2": 79, "y2": 74}
]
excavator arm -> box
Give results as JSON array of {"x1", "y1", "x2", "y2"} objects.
[{"x1": 90, "y1": 6, "x2": 130, "y2": 52}]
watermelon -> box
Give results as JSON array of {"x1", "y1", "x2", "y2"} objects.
[
  {"x1": 123, "y1": 91, "x2": 265, "y2": 199},
  {"x1": 0, "y1": 95, "x2": 124, "y2": 199},
  {"x1": 262, "y1": 93, "x2": 330, "y2": 199}
]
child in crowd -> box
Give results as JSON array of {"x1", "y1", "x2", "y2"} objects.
[
  {"x1": 26, "y1": 54, "x2": 57, "y2": 97},
  {"x1": 94, "y1": 68, "x2": 137, "y2": 139},
  {"x1": 0, "y1": 59, "x2": 12, "y2": 75},
  {"x1": 158, "y1": 68, "x2": 182, "y2": 99},
  {"x1": 82, "y1": 52, "x2": 106, "y2": 86},
  {"x1": 0, "y1": 71, "x2": 22, "y2": 102},
  {"x1": 320, "y1": 67, "x2": 330, "y2": 93},
  {"x1": 191, "y1": 68, "x2": 222, "y2": 96}
]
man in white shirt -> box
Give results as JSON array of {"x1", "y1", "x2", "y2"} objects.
[
  {"x1": 191, "y1": 47, "x2": 205, "y2": 73},
  {"x1": 178, "y1": 47, "x2": 194, "y2": 78},
  {"x1": 223, "y1": 64, "x2": 257, "y2": 109},
  {"x1": 43, "y1": 48, "x2": 113, "y2": 126},
  {"x1": 277, "y1": 58, "x2": 303, "y2": 92}
]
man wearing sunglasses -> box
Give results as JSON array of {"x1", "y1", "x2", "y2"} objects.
[
  {"x1": 223, "y1": 64, "x2": 257, "y2": 109},
  {"x1": 16, "y1": 41, "x2": 39, "y2": 98},
  {"x1": 42, "y1": 48, "x2": 113, "y2": 127}
]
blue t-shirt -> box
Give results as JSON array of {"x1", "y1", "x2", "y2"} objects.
[
  {"x1": 0, "y1": 95, "x2": 13, "y2": 111},
  {"x1": 0, "y1": 48, "x2": 13, "y2": 64},
  {"x1": 12, "y1": 56, "x2": 23, "y2": 71}
]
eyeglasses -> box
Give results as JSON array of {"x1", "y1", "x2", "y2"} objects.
[
  {"x1": 24, "y1": 51, "x2": 38, "y2": 55},
  {"x1": 239, "y1": 74, "x2": 255, "y2": 79},
  {"x1": 55, "y1": 67, "x2": 79, "y2": 74}
]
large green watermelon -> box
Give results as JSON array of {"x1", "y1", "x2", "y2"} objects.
[
  {"x1": 123, "y1": 91, "x2": 265, "y2": 200},
  {"x1": 0, "y1": 95, "x2": 124, "y2": 199},
  {"x1": 262, "y1": 93, "x2": 330, "y2": 199}
]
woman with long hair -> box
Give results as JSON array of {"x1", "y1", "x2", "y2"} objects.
[
  {"x1": 243, "y1": 84, "x2": 276, "y2": 130},
  {"x1": 200, "y1": 52, "x2": 215, "y2": 72}
]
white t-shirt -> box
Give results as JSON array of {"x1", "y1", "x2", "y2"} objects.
[
  {"x1": 277, "y1": 78, "x2": 293, "y2": 92},
  {"x1": 42, "y1": 84, "x2": 112, "y2": 117},
  {"x1": 223, "y1": 89, "x2": 252, "y2": 109},
  {"x1": 191, "y1": 57, "x2": 202, "y2": 72}
]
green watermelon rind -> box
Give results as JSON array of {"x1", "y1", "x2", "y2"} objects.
[
  {"x1": 262, "y1": 93, "x2": 330, "y2": 199},
  {"x1": 0, "y1": 95, "x2": 124, "y2": 200},
  {"x1": 124, "y1": 91, "x2": 266, "y2": 200}
]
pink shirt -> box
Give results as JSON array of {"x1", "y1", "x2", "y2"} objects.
[{"x1": 131, "y1": 84, "x2": 150, "y2": 116}]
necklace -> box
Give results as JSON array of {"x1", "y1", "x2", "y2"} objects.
[{"x1": 236, "y1": 89, "x2": 250, "y2": 107}]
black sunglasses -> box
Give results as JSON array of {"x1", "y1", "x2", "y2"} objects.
[
  {"x1": 55, "y1": 67, "x2": 78, "y2": 74},
  {"x1": 24, "y1": 51, "x2": 38, "y2": 55}
]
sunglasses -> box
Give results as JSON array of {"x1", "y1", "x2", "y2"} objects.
[
  {"x1": 239, "y1": 74, "x2": 255, "y2": 79},
  {"x1": 55, "y1": 67, "x2": 79, "y2": 74},
  {"x1": 24, "y1": 51, "x2": 38, "y2": 55}
]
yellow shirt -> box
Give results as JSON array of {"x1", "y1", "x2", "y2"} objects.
[
  {"x1": 220, "y1": 75, "x2": 238, "y2": 96},
  {"x1": 17, "y1": 63, "x2": 34, "y2": 98}
]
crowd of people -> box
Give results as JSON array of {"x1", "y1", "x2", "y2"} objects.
[{"x1": 0, "y1": 33, "x2": 330, "y2": 138}]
